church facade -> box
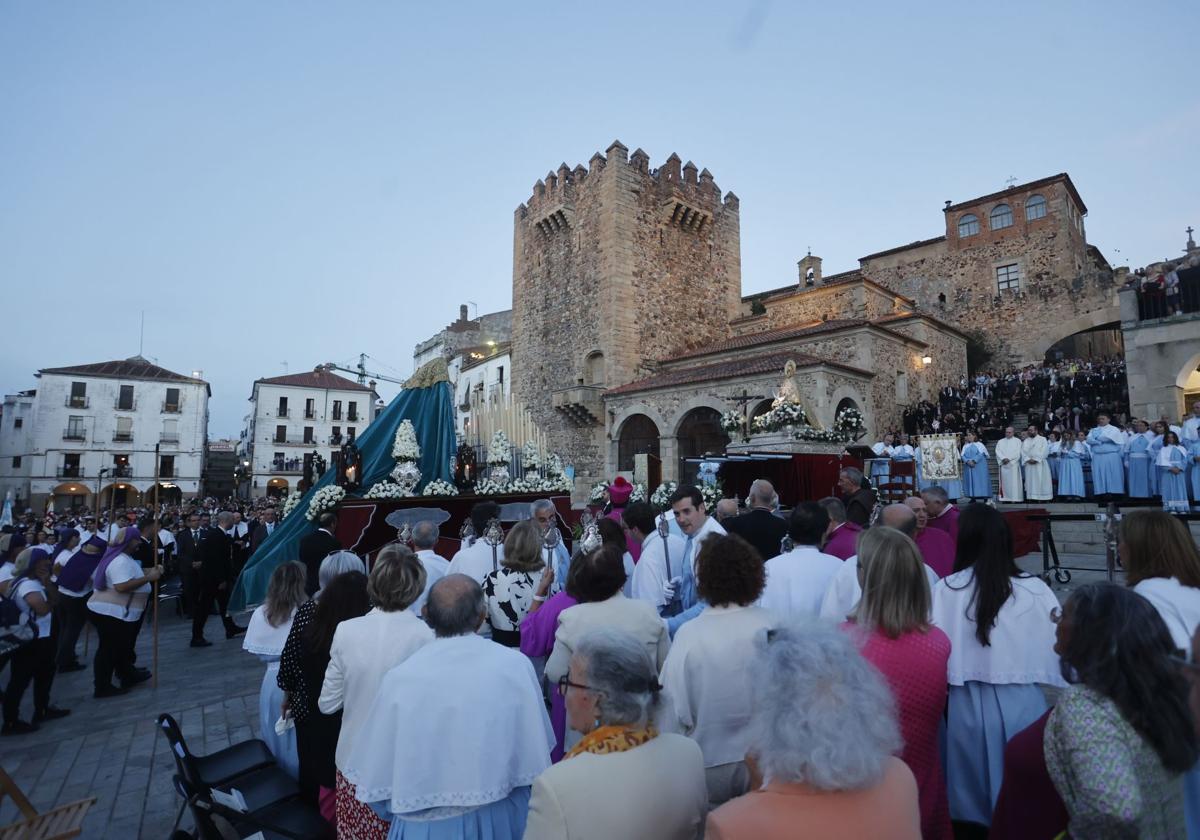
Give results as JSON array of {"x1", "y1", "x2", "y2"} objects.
[{"x1": 507, "y1": 143, "x2": 1119, "y2": 488}]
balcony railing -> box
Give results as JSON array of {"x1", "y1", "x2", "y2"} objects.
[
  {"x1": 112, "y1": 432, "x2": 133, "y2": 442},
  {"x1": 276, "y1": 408, "x2": 290, "y2": 418},
  {"x1": 347, "y1": 412, "x2": 359, "y2": 422},
  {"x1": 332, "y1": 411, "x2": 343, "y2": 421},
  {"x1": 62, "y1": 429, "x2": 86, "y2": 441},
  {"x1": 304, "y1": 410, "x2": 316, "y2": 419},
  {"x1": 162, "y1": 402, "x2": 181, "y2": 413},
  {"x1": 160, "y1": 433, "x2": 180, "y2": 443},
  {"x1": 271, "y1": 435, "x2": 310, "y2": 446},
  {"x1": 1132, "y1": 267, "x2": 1200, "y2": 321},
  {"x1": 113, "y1": 465, "x2": 133, "y2": 478},
  {"x1": 329, "y1": 434, "x2": 344, "y2": 445},
  {"x1": 65, "y1": 396, "x2": 89, "y2": 408},
  {"x1": 114, "y1": 400, "x2": 136, "y2": 411},
  {"x1": 270, "y1": 462, "x2": 305, "y2": 474},
  {"x1": 160, "y1": 469, "x2": 175, "y2": 479},
  {"x1": 57, "y1": 466, "x2": 85, "y2": 478}
]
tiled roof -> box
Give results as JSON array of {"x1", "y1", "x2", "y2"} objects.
[
  {"x1": 255, "y1": 370, "x2": 374, "y2": 392},
  {"x1": 39, "y1": 356, "x2": 207, "y2": 385},
  {"x1": 605, "y1": 350, "x2": 872, "y2": 397},
  {"x1": 944, "y1": 173, "x2": 1086, "y2": 215},
  {"x1": 858, "y1": 236, "x2": 947, "y2": 262},
  {"x1": 741, "y1": 270, "x2": 863, "y2": 302},
  {"x1": 671, "y1": 319, "x2": 871, "y2": 361},
  {"x1": 873, "y1": 311, "x2": 970, "y2": 339}
]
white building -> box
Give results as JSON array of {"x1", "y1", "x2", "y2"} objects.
[
  {"x1": 0, "y1": 390, "x2": 37, "y2": 509},
  {"x1": 454, "y1": 342, "x2": 512, "y2": 441},
  {"x1": 244, "y1": 368, "x2": 379, "y2": 498},
  {"x1": 0, "y1": 356, "x2": 211, "y2": 511}
]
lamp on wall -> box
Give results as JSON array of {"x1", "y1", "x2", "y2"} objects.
[{"x1": 921, "y1": 354, "x2": 933, "y2": 367}]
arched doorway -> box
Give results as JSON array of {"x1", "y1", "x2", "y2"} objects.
[
  {"x1": 617, "y1": 414, "x2": 660, "y2": 471},
  {"x1": 100, "y1": 483, "x2": 141, "y2": 509},
  {"x1": 676, "y1": 407, "x2": 730, "y2": 485},
  {"x1": 51, "y1": 483, "x2": 90, "y2": 512},
  {"x1": 1043, "y1": 322, "x2": 1124, "y2": 361},
  {"x1": 152, "y1": 483, "x2": 183, "y2": 505},
  {"x1": 266, "y1": 478, "x2": 289, "y2": 499},
  {"x1": 750, "y1": 399, "x2": 774, "y2": 425},
  {"x1": 584, "y1": 352, "x2": 606, "y2": 386}
]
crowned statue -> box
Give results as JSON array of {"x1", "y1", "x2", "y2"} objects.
[{"x1": 772, "y1": 359, "x2": 802, "y2": 408}]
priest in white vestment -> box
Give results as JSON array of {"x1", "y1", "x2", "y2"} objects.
[
  {"x1": 994, "y1": 427, "x2": 1024, "y2": 503},
  {"x1": 1020, "y1": 426, "x2": 1053, "y2": 501}
]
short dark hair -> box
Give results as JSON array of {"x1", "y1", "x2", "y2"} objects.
[
  {"x1": 318, "y1": 511, "x2": 337, "y2": 529},
  {"x1": 788, "y1": 502, "x2": 830, "y2": 547},
  {"x1": 470, "y1": 501, "x2": 500, "y2": 535},
  {"x1": 696, "y1": 533, "x2": 765, "y2": 607},
  {"x1": 621, "y1": 501, "x2": 657, "y2": 535},
  {"x1": 668, "y1": 485, "x2": 704, "y2": 509},
  {"x1": 569, "y1": 544, "x2": 627, "y2": 603},
  {"x1": 597, "y1": 518, "x2": 626, "y2": 551}
]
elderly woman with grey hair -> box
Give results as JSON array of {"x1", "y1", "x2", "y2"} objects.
[
  {"x1": 524, "y1": 628, "x2": 707, "y2": 840},
  {"x1": 706, "y1": 621, "x2": 921, "y2": 839}
]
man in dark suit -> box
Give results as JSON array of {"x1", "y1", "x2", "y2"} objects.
[
  {"x1": 191, "y1": 511, "x2": 244, "y2": 647},
  {"x1": 723, "y1": 479, "x2": 790, "y2": 561},
  {"x1": 299, "y1": 511, "x2": 341, "y2": 596},
  {"x1": 249, "y1": 506, "x2": 278, "y2": 555},
  {"x1": 838, "y1": 467, "x2": 877, "y2": 528},
  {"x1": 175, "y1": 511, "x2": 204, "y2": 618}
]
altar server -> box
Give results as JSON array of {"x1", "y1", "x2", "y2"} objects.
[
  {"x1": 1058, "y1": 432, "x2": 1088, "y2": 499},
  {"x1": 1158, "y1": 432, "x2": 1191, "y2": 513},
  {"x1": 931, "y1": 504, "x2": 1062, "y2": 826},
  {"x1": 1125, "y1": 419, "x2": 1154, "y2": 499},
  {"x1": 1020, "y1": 426, "x2": 1053, "y2": 502},
  {"x1": 871, "y1": 433, "x2": 895, "y2": 487},
  {"x1": 1148, "y1": 421, "x2": 1167, "y2": 497},
  {"x1": 1046, "y1": 431, "x2": 1063, "y2": 485},
  {"x1": 960, "y1": 431, "x2": 991, "y2": 501},
  {"x1": 1184, "y1": 401, "x2": 1200, "y2": 441},
  {"x1": 344, "y1": 574, "x2": 553, "y2": 837},
  {"x1": 994, "y1": 428, "x2": 1024, "y2": 503},
  {"x1": 1086, "y1": 414, "x2": 1125, "y2": 497},
  {"x1": 1189, "y1": 434, "x2": 1200, "y2": 501}
]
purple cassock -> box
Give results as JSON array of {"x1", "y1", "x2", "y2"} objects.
[
  {"x1": 925, "y1": 505, "x2": 960, "y2": 545},
  {"x1": 822, "y1": 521, "x2": 862, "y2": 561},
  {"x1": 915, "y1": 527, "x2": 956, "y2": 579},
  {"x1": 519, "y1": 590, "x2": 579, "y2": 763}
]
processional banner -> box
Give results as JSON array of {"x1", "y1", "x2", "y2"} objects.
[{"x1": 919, "y1": 434, "x2": 962, "y2": 481}]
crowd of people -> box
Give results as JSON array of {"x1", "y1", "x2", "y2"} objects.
[
  {"x1": 901, "y1": 357, "x2": 1129, "y2": 440},
  {"x1": 871, "y1": 400, "x2": 1200, "y2": 511}
]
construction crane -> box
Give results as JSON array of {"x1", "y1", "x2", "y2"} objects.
[{"x1": 319, "y1": 353, "x2": 407, "y2": 387}]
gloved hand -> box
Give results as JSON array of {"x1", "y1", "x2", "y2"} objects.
[{"x1": 662, "y1": 576, "x2": 682, "y2": 603}]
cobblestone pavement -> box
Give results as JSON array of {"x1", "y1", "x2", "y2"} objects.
[{"x1": 0, "y1": 604, "x2": 264, "y2": 839}]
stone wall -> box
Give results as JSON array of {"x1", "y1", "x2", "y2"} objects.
[{"x1": 512, "y1": 141, "x2": 742, "y2": 483}]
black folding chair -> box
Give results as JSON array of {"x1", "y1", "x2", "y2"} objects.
[{"x1": 174, "y1": 774, "x2": 332, "y2": 840}]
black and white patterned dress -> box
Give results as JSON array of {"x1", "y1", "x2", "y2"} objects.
[{"x1": 483, "y1": 568, "x2": 538, "y2": 647}]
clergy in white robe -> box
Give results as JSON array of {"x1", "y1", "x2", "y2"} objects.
[
  {"x1": 1086, "y1": 416, "x2": 1126, "y2": 496},
  {"x1": 1020, "y1": 430, "x2": 1053, "y2": 501},
  {"x1": 994, "y1": 429, "x2": 1024, "y2": 503},
  {"x1": 342, "y1": 575, "x2": 553, "y2": 836},
  {"x1": 757, "y1": 502, "x2": 844, "y2": 620},
  {"x1": 1183, "y1": 403, "x2": 1200, "y2": 441}
]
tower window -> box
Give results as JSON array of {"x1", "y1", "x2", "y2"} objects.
[
  {"x1": 996, "y1": 263, "x2": 1021, "y2": 292},
  {"x1": 990, "y1": 204, "x2": 1013, "y2": 230},
  {"x1": 957, "y1": 214, "x2": 979, "y2": 238},
  {"x1": 1025, "y1": 194, "x2": 1047, "y2": 221}
]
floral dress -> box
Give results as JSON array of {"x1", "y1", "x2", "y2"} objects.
[{"x1": 483, "y1": 568, "x2": 538, "y2": 647}]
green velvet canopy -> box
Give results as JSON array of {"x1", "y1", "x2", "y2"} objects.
[{"x1": 229, "y1": 361, "x2": 456, "y2": 611}]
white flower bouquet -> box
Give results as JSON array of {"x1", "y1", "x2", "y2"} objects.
[
  {"x1": 650, "y1": 481, "x2": 678, "y2": 511},
  {"x1": 629, "y1": 482, "x2": 647, "y2": 504},
  {"x1": 421, "y1": 478, "x2": 458, "y2": 497},
  {"x1": 588, "y1": 482, "x2": 608, "y2": 504},
  {"x1": 391, "y1": 420, "x2": 421, "y2": 462},
  {"x1": 521, "y1": 440, "x2": 541, "y2": 471},
  {"x1": 306, "y1": 485, "x2": 345, "y2": 521},
  {"x1": 363, "y1": 482, "x2": 406, "y2": 500},
  {"x1": 544, "y1": 452, "x2": 566, "y2": 478},
  {"x1": 752, "y1": 402, "x2": 809, "y2": 433},
  {"x1": 720, "y1": 409, "x2": 743, "y2": 434},
  {"x1": 281, "y1": 490, "x2": 303, "y2": 521},
  {"x1": 487, "y1": 430, "x2": 512, "y2": 466},
  {"x1": 474, "y1": 478, "x2": 506, "y2": 496}
]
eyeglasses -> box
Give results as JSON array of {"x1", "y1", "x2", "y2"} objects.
[
  {"x1": 557, "y1": 675, "x2": 602, "y2": 696},
  {"x1": 1049, "y1": 606, "x2": 1062, "y2": 624}
]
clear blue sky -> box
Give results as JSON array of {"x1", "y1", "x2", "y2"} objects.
[{"x1": 2, "y1": 1, "x2": 1195, "y2": 436}]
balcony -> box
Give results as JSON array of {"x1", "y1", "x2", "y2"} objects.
[
  {"x1": 276, "y1": 408, "x2": 291, "y2": 418},
  {"x1": 160, "y1": 468, "x2": 175, "y2": 479},
  {"x1": 113, "y1": 465, "x2": 133, "y2": 478},
  {"x1": 114, "y1": 401, "x2": 137, "y2": 411},
  {"x1": 271, "y1": 435, "x2": 311, "y2": 446},
  {"x1": 329, "y1": 434, "x2": 344, "y2": 446},
  {"x1": 57, "y1": 466, "x2": 85, "y2": 478},
  {"x1": 162, "y1": 402, "x2": 181, "y2": 413},
  {"x1": 112, "y1": 432, "x2": 134, "y2": 442},
  {"x1": 62, "y1": 429, "x2": 86, "y2": 442},
  {"x1": 347, "y1": 412, "x2": 359, "y2": 422},
  {"x1": 270, "y1": 461, "x2": 304, "y2": 474},
  {"x1": 65, "y1": 396, "x2": 89, "y2": 408},
  {"x1": 332, "y1": 412, "x2": 342, "y2": 421},
  {"x1": 304, "y1": 410, "x2": 316, "y2": 420},
  {"x1": 552, "y1": 385, "x2": 605, "y2": 426},
  {"x1": 160, "y1": 433, "x2": 180, "y2": 443}
]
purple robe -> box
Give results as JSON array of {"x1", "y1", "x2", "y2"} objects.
[
  {"x1": 915, "y1": 527, "x2": 956, "y2": 579},
  {"x1": 519, "y1": 590, "x2": 578, "y2": 762},
  {"x1": 823, "y1": 521, "x2": 862, "y2": 560},
  {"x1": 926, "y1": 506, "x2": 959, "y2": 545}
]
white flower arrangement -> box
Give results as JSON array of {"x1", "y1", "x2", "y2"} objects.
[
  {"x1": 487, "y1": 430, "x2": 512, "y2": 466},
  {"x1": 474, "y1": 478, "x2": 506, "y2": 497},
  {"x1": 363, "y1": 482, "x2": 407, "y2": 500},
  {"x1": 835, "y1": 406, "x2": 865, "y2": 433},
  {"x1": 698, "y1": 483, "x2": 722, "y2": 511},
  {"x1": 629, "y1": 482, "x2": 647, "y2": 504},
  {"x1": 391, "y1": 420, "x2": 421, "y2": 463},
  {"x1": 588, "y1": 482, "x2": 608, "y2": 504},
  {"x1": 544, "y1": 453, "x2": 566, "y2": 478},
  {"x1": 650, "y1": 481, "x2": 678, "y2": 511},
  {"x1": 521, "y1": 440, "x2": 541, "y2": 471},
  {"x1": 421, "y1": 478, "x2": 458, "y2": 497},
  {"x1": 752, "y1": 402, "x2": 809, "y2": 433},
  {"x1": 720, "y1": 409, "x2": 743, "y2": 434},
  {"x1": 306, "y1": 485, "x2": 345, "y2": 521},
  {"x1": 281, "y1": 489, "x2": 303, "y2": 521}
]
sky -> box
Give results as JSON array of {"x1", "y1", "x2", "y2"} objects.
[{"x1": 2, "y1": 1, "x2": 1196, "y2": 436}]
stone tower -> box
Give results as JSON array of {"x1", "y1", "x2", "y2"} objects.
[{"x1": 512, "y1": 140, "x2": 742, "y2": 485}]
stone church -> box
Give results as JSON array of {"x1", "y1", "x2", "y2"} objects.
[{"x1": 508, "y1": 141, "x2": 1123, "y2": 487}]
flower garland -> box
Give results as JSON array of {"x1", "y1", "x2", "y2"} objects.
[
  {"x1": 392, "y1": 420, "x2": 421, "y2": 462},
  {"x1": 306, "y1": 485, "x2": 345, "y2": 521},
  {"x1": 487, "y1": 430, "x2": 512, "y2": 466},
  {"x1": 521, "y1": 440, "x2": 541, "y2": 471},
  {"x1": 650, "y1": 481, "x2": 678, "y2": 511},
  {"x1": 474, "y1": 478, "x2": 506, "y2": 496},
  {"x1": 421, "y1": 478, "x2": 458, "y2": 497},
  {"x1": 363, "y1": 482, "x2": 407, "y2": 500},
  {"x1": 280, "y1": 489, "x2": 303, "y2": 521},
  {"x1": 720, "y1": 409, "x2": 743, "y2": 434},
  {"x1": 588, "y1": 482, "x2": 608, "y2": 504}
]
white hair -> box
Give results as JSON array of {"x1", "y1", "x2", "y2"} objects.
[
  {"x1": 750, "y1": 620, "x2": 900, "y2": 791},
  {"x1": 318, "y1": 550, "x2": 366, "y2": 590},
  {"x1": 920, "y1": 485, "x2": 949, "y2": 504},
  {"x1": 530, "y1": 499, "x2": 556, "y2": 516},
  {"x1": 573, "y1": 628, "x2": 661, "y2": 728}
]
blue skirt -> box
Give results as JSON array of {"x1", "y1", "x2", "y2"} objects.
[
  {"x1": 944, "y1": 682, "x2": 1048, "y2": 827},
  {"x1": 387, "y1": 786, "x2": 531, "y2": 840},
  {"x1": 1185, "y1": 762, "x2": 1200, "y2": 839},
  {"x1": 258, "y1": 661, "x2": 300, "y2": 779},
  {"x1": 1058, "y1": 460, "x2": 1086, "y2": 497},
  {"x1": 1161, "y1": 468, "x2": 1190, "y2": 513}
]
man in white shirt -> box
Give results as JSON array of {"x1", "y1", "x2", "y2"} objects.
[
  {"x1": 669, "y1": 485, "x2": 726, "y2": 611},
  {"x1": 759, "y1": 502, "x2": 843, "y2": 619},
  {"x1": 410, "y1": 520, "x2": 450, "y2": 618},
  {"x1": 531, "y1": 499, "x2": 570, "y2": 590},
  {"x1": 1020, "y1": 425, "x2": 1053, "y2": 501},
  {"x1": 994, "y1": 426, "x2": 1024, "y2": 503},
  {"x1": 626, "y1": 501, "x2": 687, "y2": 613},
  {"x1": 1182, "y1": 402, "x2": 1200, "y2": 441},
  {"x1": 447, "y1": 502, "x2": 505, "y2": 584}
]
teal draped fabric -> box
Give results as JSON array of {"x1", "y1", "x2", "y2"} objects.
[{"x1": 230, "y1": 380, "x2": 456, "y2": 611}]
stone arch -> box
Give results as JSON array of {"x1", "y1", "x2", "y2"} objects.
[
  {"x1": 584, "y1": 351, "x2": 606, "y2": 386},
  {"x1": 750, "y1": 399, "x2": 775, "y2": 422},
  {"x1": 670, "y1": 395, "x2": 730, "y2": 436},
  {"x1": 1028, "y1": 306, "x2": 1121, "y2": 362},
  {"x1": 50, "y1": 482, "x2": 91, "y2": 511},
  {"x1": 1175, "y1": 350, "x2": 1200, "y2": 389},
  {"x1": 616, "y1": 414, "x2": 661, "y2": 471},
  {"x1": 265, "y1": 477, "x2": 290, "y2": 498},
  {"x1": 100, "y1": 482, "x2": 142, "y2": 508},
  {"x1": 674, "y1": 406, "x2": 730, "y2": 460},
  {"x1": 828, "y1": 385, "x2": 871, "y2": 434}
]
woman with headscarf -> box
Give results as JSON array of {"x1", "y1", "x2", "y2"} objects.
[
  {"x1": 49, "y1": 528, "x2": 88, "y2": 673},
  {"x1": 2, "y1": 547, "x2": 70, "y2": 735},
  {"x1": 86, "y1": 526, "x2": 162, "y2": 699}
]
